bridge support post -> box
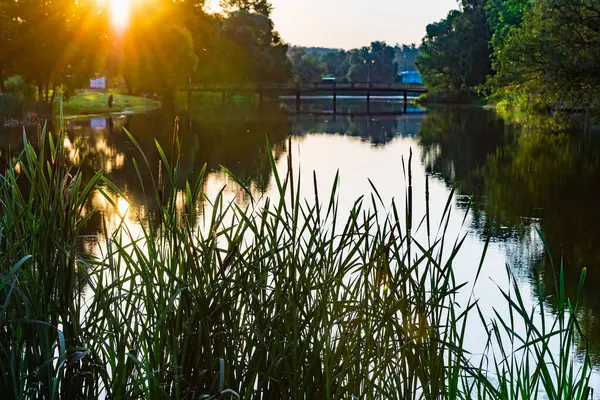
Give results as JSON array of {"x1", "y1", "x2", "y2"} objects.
[
  {"x1": 403, "y1": 90, "x2": 408, "y2": 113},
  {"x1": 367, "y1": 87, "x2": 371, "y2": 114},
  {"x1": 296, "y1": 83, "x2": 301, "y2": 113},
  {"x1": 187, "y1": 89, "x2": 192, "y2": 115},
  {"x1": 333, "y1": 82, "x2": 337, "y2": 114}
]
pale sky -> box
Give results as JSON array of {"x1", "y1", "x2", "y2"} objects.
[{"x1": 269, "y1": 0, "x2": 459, "y2": 49}]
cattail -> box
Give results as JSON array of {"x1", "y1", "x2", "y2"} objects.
[
  {"x1": 313, "y1": 170, "x2": 320, "y2": 225},
  {"x1": 288, "y1": 136, "x2": 294, "y2": 213},
  {"x1": 158, "y1": 159, "x2": 163, "y2": 203}
]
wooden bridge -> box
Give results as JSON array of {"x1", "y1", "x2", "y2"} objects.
[{"x1": 187, "y1": 82, "x2": 428, "y2": 114}]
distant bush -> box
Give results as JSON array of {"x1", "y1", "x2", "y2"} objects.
[
  {"x1": 0, "y1": 93, "x2": 23, "y2": 118},
  {"x1": 4, "y1": 75, "x2": 35, "y2": 100}
]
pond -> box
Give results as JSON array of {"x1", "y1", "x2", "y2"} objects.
[{"x1": 3, "y1": 100, "x2": 600, "y2": 388}]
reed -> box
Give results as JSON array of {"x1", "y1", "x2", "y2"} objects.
[{"x1": 0, "y1": 124, "x2": 593, "y2": 399}]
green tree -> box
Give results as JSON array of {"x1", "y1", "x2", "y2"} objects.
[
  {"x1": 9, "y1": 0, "x2": 102, "y2": 104},
  {"x1": 322, "y1": 50, "x2": 349, "y2": 81},
  {"x1": 346, "y1": 42, "x2": 398, "y2": 83},
  {"x1": 0, "y1": 2, "x2": 18, "y2": 91},
  {"x1": 417, "y1": 0, "x2": 492, "y2": 98},
  {"x1": 214, "y1": 10, "x2": 291, "y2": 83},
  {"x1": 123, "y1": 21, "x2": 198, "y2": 101},
  {"x1": 289, "y1": 47, "x2": 327, "y2": 82},
  {"x1": 492, "y1": 0, "x2": 600, "y2": 112},
  {"x1": 486, "y1": 0, "x2": 531, "y2": 53}
]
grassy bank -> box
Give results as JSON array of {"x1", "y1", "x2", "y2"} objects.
[
  {"x1": 0, "y1": 124, "x2": 594, "y2": 398},
  {"x1": 57, "y1": 91, "x2": 161, "y2": 117}
]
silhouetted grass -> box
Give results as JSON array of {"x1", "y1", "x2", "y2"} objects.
[{"x1": 0, "y1": 123, "x2": 594, "y2": 399}]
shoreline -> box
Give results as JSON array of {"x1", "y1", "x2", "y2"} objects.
[{"x1": 62, "y1": 104, "x2": 162, "y2": 121}]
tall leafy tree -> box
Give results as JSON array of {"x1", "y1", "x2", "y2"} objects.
[
  {"x1": 417, "y1": 0, "x2": 492, "y2": 96},
  {"x1": 9, "y1": 0, "x2": 102, "y2": 104},
  {"x1": 215, "y1": 10, "x2": 291, "y2": 83},
  {"x1": 0, "y1": 1, "x2": 18, "y2": 91},
  {"x1": 122, "y1": 17, "x2": 198, "y2": 101}
]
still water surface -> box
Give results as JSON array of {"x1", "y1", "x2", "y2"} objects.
[{"x1": 2, "y1": 101, "x2": 600, "y2": 383}]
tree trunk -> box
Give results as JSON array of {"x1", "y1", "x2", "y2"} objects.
[{"x1": 49, "y1": 85, "x2": 57, "y2": 107}]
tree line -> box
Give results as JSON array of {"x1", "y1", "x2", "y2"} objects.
[
  {"x1": 417, "y1": 0, "x2": 600, "y2": 112},
  {"x1": 0, "y1": 0, "x2": 291, "y2": 108},
  {"x1": 289, "y1": 43, "x2": 420, "y2": 83}
]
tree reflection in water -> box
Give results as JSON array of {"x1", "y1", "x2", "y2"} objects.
[{"x1": 417, "y1": 107, "x2": 600, "y2": 356}]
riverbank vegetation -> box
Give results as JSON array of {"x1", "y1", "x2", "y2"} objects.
[
  {"x1": 0, "y1": 120, "x2": 594, "y2": 398},
  {"x1": 417, "y1": 0, "x2": 600, "y2": 120}
]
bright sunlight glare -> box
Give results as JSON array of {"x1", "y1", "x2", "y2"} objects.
[
  {"x1": 97, "y1": 0, "x2": 131, "y2": 32},
  {"x1": 205, "y1": 0, "x2": 223, "y2": 14},
  {"x1": 117, "y1": 197, "x2": 130, "y2": 218},
  {"x1": 111, "y1": 0, "x2": 130, "y2": 32}
]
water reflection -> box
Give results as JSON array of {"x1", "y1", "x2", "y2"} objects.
[
  {"x1": 280, "y1": 97, "x2": 425, "y2": 116},
  {"x1": 3, "y1": 103, "x2": 600, "y2": 362},
  {"x1": 416, "y1": 107, "x2": 600, "y2": 354}
]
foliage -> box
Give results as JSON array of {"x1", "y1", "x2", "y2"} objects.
[
  {"x1": 321, "y1": 50, "x2": 350, "y2": 81},
  {"x1": 3, "y1": 75, "x2": 35, "y2": 100},
  {"x1": 214, "y1": 10, "x2": 291, "y2": 84},
  {"x1": 419, "y1": 0, "x2": 600, "y2": 112},
  {"x1": 8, "y1": 0, "x2": 103, "y2": 104},
  {"x1": 288, "y1": 47, "x2": 327, "y2": 82},
  {"x1": 0, "y1": 93, "x2": 22, "y2": 118},
  {"x1": 122, "y1": 20, "x2": 198, "y2": 99},
  {"x1": 485, "y1": 0, "x2": 532, "y2": 56},
  {"x1": 0, "y1": 1, "x2": 17, "y2": 90},
  {"x1": 346, "y1": 42, "x2": 398, "y2": 83},
  {"x1": 417, "y1": 0, "x2": 492, "y2": 97},
  {"x1": 491, "y1": 0, "x2": 600, "y2": 112},
  {"x1": 291, "y1": 42, "x2": 413, "y2": 83}
]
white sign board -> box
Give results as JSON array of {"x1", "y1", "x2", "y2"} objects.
[
  {"x1": 90, "y1": 118, "x2": 107, "y2": 130},
  {"x1": 90, "y1": 77, "x2": 106, "y2": 90}
]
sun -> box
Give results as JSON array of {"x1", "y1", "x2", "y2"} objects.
[
  {"x1": 110, "y1": 0, "x2": 130, "y2": 32},
  {"x1": 96, "y1": 0, "x2": 131, "y2": 32}
]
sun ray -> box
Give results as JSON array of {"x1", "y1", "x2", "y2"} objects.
[{"x1": 108, "y1": 0, "x2": 131, "y2": 32}]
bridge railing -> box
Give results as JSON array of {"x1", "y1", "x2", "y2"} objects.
[{"x1": 188, "y1": 82, "x2": 427, "y2": 92}]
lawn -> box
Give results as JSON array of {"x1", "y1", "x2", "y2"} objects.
[{"x1": 59, "y1": 91, "x2": 161, "y2": 117}]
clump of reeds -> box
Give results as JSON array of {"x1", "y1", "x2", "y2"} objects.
[{"x1": 0, "y1": 123, "x2": 594, "y2": 399}]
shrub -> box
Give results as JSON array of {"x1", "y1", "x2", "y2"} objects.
[{"x1": 3, "y1": 75, "x2": 34, "y2": 99}]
